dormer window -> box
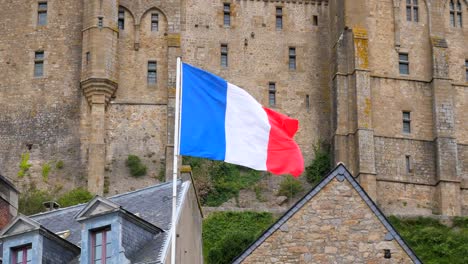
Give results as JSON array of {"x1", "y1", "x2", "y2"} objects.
[
  {"x1": 91, "y1": 227, "x2": 112, "y2": 264},
  {"x1": 11, "y1": 244, "x2": 32, "y2": 264}
]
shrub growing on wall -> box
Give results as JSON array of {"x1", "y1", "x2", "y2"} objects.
[
  {"x1": 126, "y1": 155, "x2": 147, "y2": 177},
  {"x1": 57, "y1": 188, "x2": 93, "y2": 207},
  {"x1": 305, "y1": 143, "x2": 331, "y2": 186},
  {"x1": 277, "y1": 175, "x2": 304, "y2": 199}
]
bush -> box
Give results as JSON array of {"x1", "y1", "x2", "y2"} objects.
[
  {"x1": 18, "y1": 153, "x2": 32, "y2": 178},
  {"x1": 126, "y1": 155, "x2": 147, "y2": 177},
  {"x1": 388, "y1": 216, "x2": 468, "y2": 264},
  {"x1": 55, "y1": 160, "x2": 64, "y2": 169},
  {"x1": 305, "y1": 143, "x2": 331, "y2": 186},
  {"x1": 277, "y1": 175, "x2": 303, "y2": 199},
  {"x1": 183, "y1": 157, "x2": 262, "y2": 206},
  {"x1": 203, "y1": 211, "x2": 275, "y2": 263},
  {"x1": 42, "y1": 163, "x2": 51, "y2": 182},
  {"x1": 57, "y1": 188, "x2": 93, "y2": 207},
  {"x1": 19, "y1": 184, "x2": 54, "y2": 215}
]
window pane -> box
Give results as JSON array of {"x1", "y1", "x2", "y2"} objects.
[
  {"x1": 403, "y1": 121, "x2": 411, "y2": 133},
  {"x1": 106, "y1": 243, "x2": 112, "y2": 259},
  {"x1": 457, "y1": 1, "x2": 462, "y2": 11},
  {"x1": 34, "y1": 62, "x2": 44, "y2": 77},
  {"x1": 406, "y1": 7, "x2": 412, "y2": 21},
  {"x1": 399, "y1": 53, "x2": 408, "y2": 61},
  {"x1": 289, "y1": 58, "x2": 296, "y2": 70},
  {"x1": 35, "y1": 52, "x2": 44, "y2": 60},
  {"x1": 457, "y1": 13, "x2": 462, "y2": 27},
  {"x1": 224, "y1": 14, "x2": 230, "y2": 26},
  {"x1": 94, "y1": 260, "x2": 101, "y2": 264},
  {"x1": 465, "y1": 60, "x2": 468, "y2": 68},
  {"x1": 269, "y1": 92, "x2": 275, "y2": 106},
  {"x1": 224, "y1": 4, "x2": 230, "y2": 12},
  {"x1": 406, "y1": 0, "x2": 411, "y2": 4},
  {"x1": 26, "y1": 248, "x2": 32, "y2": 261},
  {"x1": 276, "y1": 17, "x2": 282, "y2": 29},
  {"x1": 399, "y1": 63, "x2": 409, "y2": 74},
  {"x1": 450, "y1": 1, "x2": 455, "y2": 10},
  {"x1": 466, "y1": 69, "x2": 468, "y2": 81},
  {"x1": 16, "y1": 250, "x2": 22, "y2": 264},
  {"x1": 269, "y1": 83, "x2": 275, "y2": 91},
  {"x1": 413, "y1": 7, "x2": 418, "y2": 22},
  {"x1": 221, "y1": 55, "x2": 227, "y2": 67},
  {"x1": 95, "y1": 232, "x2": 102, "y2": 246},
  {"x1": 406, "y1": 156, "x2": 411, "y2": 172},
  {"x1": 413, "y1": 0, "x2": 418, "y2": 5},
  {"x1": 450, "y1": 13, "x2": 455, "y2": 27},
  {"x1": 95, "y1": 245, "x2": 102, "y2": 260},
  {"x1": 276, "y1": 8, "x2": 282, "y2": 16},
  {"x1": 148, "y1": 62, "x2": 156, "y2": 70},
  {"x1": 403, "y1": 112, "x2": 410, "y2": 120},
  {"x1": 38, "y1": 12, "x2": 47, "y2": 26}
]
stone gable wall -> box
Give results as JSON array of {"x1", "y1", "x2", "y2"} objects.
[{"x1": 241, "y1": 178, "x2": 414, "y2": 263}]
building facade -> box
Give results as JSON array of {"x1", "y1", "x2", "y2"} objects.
[{"x1": 0, "y1": 0, "x2": 467, "y2": 216}]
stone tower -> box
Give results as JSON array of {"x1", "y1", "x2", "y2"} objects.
[{"x1": 81, "y1": 0, "x2": 119, "y2": 195}]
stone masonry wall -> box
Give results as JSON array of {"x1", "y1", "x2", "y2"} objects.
[
  {"x1": 0, "y1": 0, "x2": 85, "y2": 191},
  {"x1": 241, "y1": 178, "x2": 414, "y2": 263}
]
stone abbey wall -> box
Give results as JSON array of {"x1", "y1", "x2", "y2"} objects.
[{"x1": 0, "y1": 0, "x2": 467, "y2": 216}]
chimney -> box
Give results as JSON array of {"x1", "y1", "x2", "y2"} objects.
[
  {"x1": 43, "y1": 201, "x2": 61, "y2": 211},
  {"x1": 0, "y1": 175, "x2": 19, "y2": 230}
]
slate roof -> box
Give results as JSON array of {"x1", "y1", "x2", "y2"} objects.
[
  {"x1": 232, "y1": 164, "x2": 423, "y2": 264},
  {"x1": 27, "y1": 180, "x2": 189, "y2": 263}
]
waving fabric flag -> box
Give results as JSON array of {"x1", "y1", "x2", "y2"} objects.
[{"x1": 180, "y1": 63, "x2": 304, "y2": 177}]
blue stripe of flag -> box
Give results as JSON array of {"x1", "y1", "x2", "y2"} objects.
[{"x1": 180, "y1": 63, "x2": 227, "y2": 160}]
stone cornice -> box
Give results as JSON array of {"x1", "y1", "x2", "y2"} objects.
[{"x1": 81, "y1": 78, "x2": 118, "y2": 106}]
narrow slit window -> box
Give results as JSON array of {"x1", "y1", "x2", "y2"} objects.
[
  {"x1": 465, "y1": 60, "x2": 468, "y2": 82},
  {"x1": 118, "y1": 8, "x2": 125, "y2": 30},
  {"x1": 276, "y1": 7, "x2": 283, "y2": 29},
  {"x1": 405, "y1": 155, "x2": 413, "y2": 173},
  {"x1": 221, "y1": 44, "x2": 228, "y2": 67},
  {"x1": 223, "y1": 3, "x2": 231, "y2": 26},
  {"x1": 147, "y1": 61, "x2": 157, "y2": 85},
  {"x1": 306, "y1": 94, "x2": 310, "y2": 111},
  {"x1": 86, "y1": 52, "x2": 90, "y2": 65},
  {"x1": 269, "y1": 82, "x2": 276, "y2": 107},
  {"x1": 289, "y1": 47, "x2": 296, "y2": 70},
  {"x1": 37, "y1": 2, "x2": 47, "y2": 26},
  {"x1": 151, "y1": 13, "x2": 159, "y2": 31},
  {"x1": 98, "y1": 17, "x2": 103, "y2": 28},
  {"x1": 399, "y1": 53, "x2": 409, "y2": 75},
  {"x1": 403, "y1": 111, "x2": 411, "y2": 133},
  {"x1": 406, "y1": 0, "x2": 419, "y2": 22},
  {"x1": 34, "y1": 51, "x2": 44, "y2": 77},
  {"x1": 12, "y1": 244, "x2": 32, "y2": 264}
]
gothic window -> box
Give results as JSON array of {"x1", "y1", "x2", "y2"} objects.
[
  {"x1": 11, "y1": 245, "x2": 32, "y2": 264},
  {"x1": 276, "y1": 7, "x2": 283, "y2": 29},
  {"x1": 402, "y1": 111, "x2": 411, "y2": 133},
  {"x1": 91, "y1": 227, "x2": 112, "y2": 264},
  {"x1": 399, "y1": 53, "x2": 409, "y2": 75},
  {"x1": 37, "y1": 2, "x2": 47, "y2": 26},
  {"x1": 151, "y1": 13, "x2": 159, "y2": 31},
  {"x1": 289, "y1": 47, "x2": 296, "y2": 70},
  {"x1": 118, "y1": 8, "x2": 125, "y2": 30},
  {"x1": 269, "y1": 82, "x2": 276, "y2": 107},
  {"x1": 450, "y1": 0, "x2": 463, "y2": 27},
  {"x1": 406, "y1": 0, "x2": 419, "y2": 22},
  {"x1": 221, "y1": 44, "x2": 228, "y2": 67},
  {"x1": 147, "y1": 61, "x2": 157, "y2": 84},
  {"x1": 34, "y1": 51, "x2": 44, "y2": 77},
  {"x1": 223, "y1": 3, "x2": 231, "y2": 26}
]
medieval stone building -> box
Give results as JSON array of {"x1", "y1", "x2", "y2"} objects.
[{"x1": 0, "y1": 0, "x2": 467, "y2": 216}]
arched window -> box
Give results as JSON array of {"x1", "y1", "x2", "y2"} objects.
[
  {"x1": 406, "y1": 0, "x2": 419, "y2": 22},
  {"x1": 450, "y1": 0, "x2": 463, "y2": 27}
]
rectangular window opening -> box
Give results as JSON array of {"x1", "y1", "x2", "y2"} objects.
[
  {"x1": 37, "y1": 2, "x2": 47, "y2": 26},
  {"x1": 147, "y1": 61, "x2": 157, "y2": 85},
  {"x1": 98, "y1": 17, "x2": 103, "y2": 28},
  {"x1": 313, "y1": 15, "x2": 318, "y2": 26},
  {"x1": 221, "y1": 44, "x2": 228, "y2": 67},
  {"x1": 11, "y1": 244, "x2": 32, "y2": 264},
  {"x1": 399, "y1": 53, "x2": 409, "y2": 75},
  {"x1": 223, "y1": 3, "x2": 231, "y2": 26},
  {"x1": 151, "y1": 13, "x2": 159, "y2": 31},
  {"x1": 405, "y1": 155, "x2": 413, "y2": 173},
  {"x1": 306, "y1": 94, "x2": 310, "y2": 111},
  {"x1": 269, "y1": 82, "x2": 276, "y2": 107},
  {"x1": 276, "y1": 7, "x2": 283, "y2": 29},
  {"x1": 86, "y1": 52, "x2": 90, "y2": 65},
  {"x1": 118, "y1": 8, "x2": 125, "y2": 30},
  {"x1": 289, "y1": 47, "x2": 296, "y2": 70},
  {"x1": 465, "y1": 60, "x2": 468, "y2": 82},
  {"x1": 406, "y1": 0, "x2": 419, "y2": 22},
  {"x1": 403, "y1": 111, "x2": 411, "y2": 133},
  {"x1": 91, "y1": 227, "x2": 111, "y2": 264},
  {"x1": 34, "y1": 51, "x2": 44, "y2": 77}
]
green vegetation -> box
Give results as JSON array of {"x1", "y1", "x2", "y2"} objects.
[
  {"x1": 126, "y1": 155, "x2": 147, "y2": 177},
  {"x1": 41, "y1": 163, "x2": 51, "y2": 182},
  {"x1": 277, "y1": 175, "x2": 304, "y2": 199},
  {"x1": 19, "y1": 184, "x2": 93, "y2": 215},
  {"x1": 103, "y1": 176, "x2": 110, "y2": 195},
  {"x1": 389, "y1": 216, "x2": 468, "y2": 264},
  {"x1": 203, "y1": 211, "x2": 275, "y2": 264},
  {"x1": 305, "y1": 143, "x2": 331, "y2": 186},
  {"x1": 158, "y1": 164, "x2": 166, "y2": 182},
  {"x1": 55, "y1": 160, "x2": 64, "y2": 169},
  {"x1": 57, "y1": 188, "x2": 94, "y2": 207},
  {"x1": 18, "y1": 152, "x2": 32, "y2": 178},
  {"x1": 183, "y1": 157, "x2": 262, "y2": 206}
]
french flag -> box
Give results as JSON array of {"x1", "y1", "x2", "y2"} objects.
[{"x1": 180, "y1": 63, "x2": 304, "y2": 177}]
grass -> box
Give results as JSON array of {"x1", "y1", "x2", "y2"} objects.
[
  {"x1": 388, "y1": 216, "x2": 468, "y2": 264},
  {"x1": 203, "y1": 211, "x2": 275, "y2": 264}
]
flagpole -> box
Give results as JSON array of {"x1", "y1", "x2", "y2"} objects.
[{"x1": 171, "y1": 57, "x2": 182, "y2": 264}]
